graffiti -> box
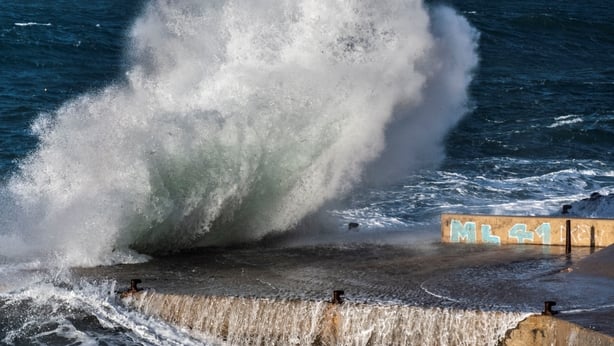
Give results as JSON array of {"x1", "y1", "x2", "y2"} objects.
[
  {"x1": 534, "y1": 223, "x2": 551, "y2": 244},
  {"x1": 449, "y1": 220, "x2": 500, "y2": 244},
  {"x1": 450, "y1": 220, "x2": 477, "y2": 243},
  {"x1": 508, "y1": 224, "x2": 534, "y2": 243},
  {"x1": 565, "y1": 224, "x2": 595, "y2": 245},
  {"x1": 444, "y1": 214, "x2": 613, "y2": 247},
  {"x1": 556, "y1": 223, "x2": 605, "y2": 246},
  {"x1": 480, "y1": 224, "x2": 501, "y2": 244},
  {"x1": 449, "y1": 219, "x2": 551, "y2": 245}
]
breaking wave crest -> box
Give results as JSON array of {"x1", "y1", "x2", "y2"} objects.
[{"x1": 0, "y1": 0, "x2": 478, "y2": 266}]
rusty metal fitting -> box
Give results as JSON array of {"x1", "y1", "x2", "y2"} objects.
[
  {"x1": 332, "y1": 290, "x2": 345, "y2": 304},
  {"x1": 542, "y1": 301, "x2": 558, "y2": 315}
]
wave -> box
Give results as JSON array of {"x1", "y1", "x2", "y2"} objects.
[
  {"x1": 13, "y1": 22, "x2": 52, "y2": 27},
  {"x1": 0, "y1": 279, "x2": 204, "y2": 345},
  {"x1": 0, "y1": 0, "x2": 478, "y2": 266},
  {"x1": 547, "y1": 114, "x2": 583, "y2": 128}
]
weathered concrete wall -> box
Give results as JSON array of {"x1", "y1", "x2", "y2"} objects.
[
  {"x1": 502, "y1": 315, "x2": 614, "y2": 346},
  {"x1": 121, "y1": 291, "x2": 614, "y2": 345},
  {"x1": 441, "y1": 214, "x2": 614, "y2": 247},
  {"x1": 122, "y1": 292, "x2": 528, "y2": 345}
]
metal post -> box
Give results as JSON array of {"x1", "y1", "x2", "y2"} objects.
[
  {"x1": 130, "y1": 279, "x2": 142, "y2": 292},
  {"x1": 119, "y1": 279, "x2": 142, "y2": 298},
  {"x1": 542, "y1": 301, "x2": 557, "y2": 315},
  {"x1": 332, "y1": 290, "x2": 345, "y2": 304},
  {"x1": 565, "y1": 220, "x2": 571, "y2": 254}
]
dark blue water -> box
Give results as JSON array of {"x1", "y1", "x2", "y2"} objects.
[
  {"x1": 0, "y1": 0, "x2": 613, "y2": 344},
  {"x1": 0, "y1": 1, "x2": 144, "y2": 178},
  {"x1": 449, "y1": 0, "x2": 614, "y2": 161}
]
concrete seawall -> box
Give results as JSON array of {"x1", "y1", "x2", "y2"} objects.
[
  {"x1": 122, "y1": 292, "x2": 527, "y2": 345},
  {"x1": 441, "y1": 213, "x2": 614, "y2": 247},
  {"x1": 80, "y1": 214, "x2": 613, "y2": 345},
  {"x1": 502, "y1": 314, "x2": 614, "y2": 346},
  {"x1": 121, "y1": 292, "x2": 614, "y2": 345}
]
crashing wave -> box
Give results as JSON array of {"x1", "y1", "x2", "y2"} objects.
[{"x1": 0, "y1": 0, "x2": 478, "y2": 266}]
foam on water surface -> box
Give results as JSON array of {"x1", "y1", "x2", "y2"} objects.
[
  {"x1": 13, "y1": 22, "x2": 52, "y2": 27},
  {"x1": 0, "y1": 274, "x2": 209, "y2": 345}
]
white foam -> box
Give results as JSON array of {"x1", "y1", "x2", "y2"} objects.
[
  {"x1": 563, "y1": 193, "x2": 614, "y2": 218},
  {"x1": 14, "y1": 22, "x2": 52, "y2": 27},
  {"x1": 548, "y1": 114, "x2": 583, "y2": 128},
  {"x1": 560, "y1": 303, "x2": 614, "y2": 314},
  {"x1": 1, "y1": 276, "x2": 209, "y2": 345}
]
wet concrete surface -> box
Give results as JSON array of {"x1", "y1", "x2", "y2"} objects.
[{"x1": 75, "y1": 241, "x2": 614, "y2": 335}]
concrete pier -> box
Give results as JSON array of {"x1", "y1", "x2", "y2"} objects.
[
  {"x1": 121, "y1": 291, "x2": 614, "y2": 345},
  {"x1": 75, "y1": 237, "x2": 613, "y2": 344},
  {"x1": 441, "y1": 213, "x2": 614, "y2": 247},
  {"x1": 121, "y1": 292, "x2": 530, "y2": 345},
  {"x1": 502, "y1": 315, "x2": 614, "y2": 346}
]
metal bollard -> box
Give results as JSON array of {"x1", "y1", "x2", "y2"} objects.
[
  {"x1": 542, "y1": 301, "x2": 558, "y2": 315},
  {"x1": 332, "y1": 290, "x2": 345, "y2": 304},
  {"x1": 120, "y1": 279, "x2": 143, "y2": 298},
  {"x1": 561, "y1": 204, "x2": 572, "y2": 214},
  {"x1": 130, "y1": 279, "x2": 142, "y2": 292}
]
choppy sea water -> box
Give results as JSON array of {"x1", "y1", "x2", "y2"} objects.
[{"x1": 1, "y1": 0, "x2": 613, "y2": 344}]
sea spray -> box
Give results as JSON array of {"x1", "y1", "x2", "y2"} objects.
[
  {"x1": 0, "y1": 278, "x2": 204, "y2": 345},
  {"x1": 127, "y1": 292, "x2": 528, "y2": 345},
  {"x1": 0, "y1": 0, "x2": 478, "y2": 266}
]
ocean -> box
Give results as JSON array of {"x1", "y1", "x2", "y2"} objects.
[{"x1": 0, "y1": 0, "x2": 613, "y2": 344}]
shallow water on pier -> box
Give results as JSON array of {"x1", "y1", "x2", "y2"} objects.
[
  {"x1": 76, "y1": 238, "x2": 608, "y2": 314},
  {"x1": 72, "y1": 238, "x2": 614, "y2": 342}
]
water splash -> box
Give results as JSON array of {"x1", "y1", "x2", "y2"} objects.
[
  {"x1": 129, "y1": 292, "x2": 527, "y2": 345},
  {"x1": 1, "y1": 0, "x2": 478, "y2": 266},
  {"x1": 0, "y1": 278, "x2": 205, "y2": 345}
]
